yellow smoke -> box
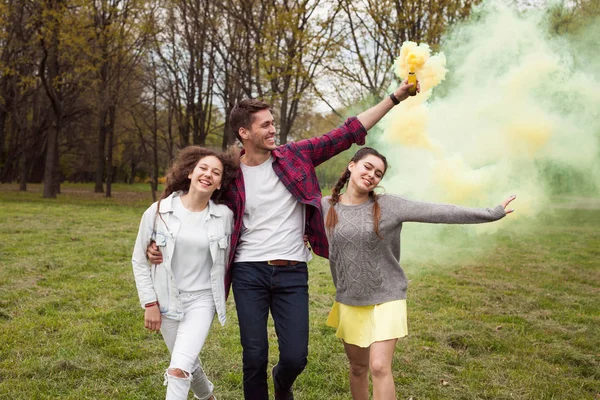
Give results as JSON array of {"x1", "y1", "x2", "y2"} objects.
[
  {"x1": 384, "y1": 103, "x2": 440, "y2": 153},
  {"x1": 497, "y1": 53, "x2": 556, "y2": 158},
  {"x1": 383, "y1": 39, "x2": 559, "y2": 212},
  {"x1": 373, "y1": 3, "x2": 600, "y2": 271},
  {"x1": 386, "y1": 42, "x2": 447, "y2": 153},
  {"x1": 505, "y1": 116, "x2": 553, "y2": 157},
  {"x1": 396, "y1": 41, "x2": 430, "y2": 74},
  {"x1": 432, "y1": 156, "x2": 489, "y2": 204}
]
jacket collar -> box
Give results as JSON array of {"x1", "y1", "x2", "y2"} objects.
[{"x1": 158, "y1": 191, "x2": 222, "y2": 217}]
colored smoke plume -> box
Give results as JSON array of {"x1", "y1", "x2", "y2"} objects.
[{"x1": 375, "y1": 2, "x2": 600, "y2": 268}]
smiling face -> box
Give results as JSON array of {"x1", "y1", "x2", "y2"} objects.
[
  {"x1": 239, "y1": 109, "x2": 277, "y2": 152},
  {"x1": 347, "y1": 154, "x2": 386, "y2": 193},
  {"x1": 187, "y1": 155, "x2": 224, "y2": 195}
]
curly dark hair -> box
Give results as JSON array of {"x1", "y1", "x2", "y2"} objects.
[{"x1": 158, "y1": 146, "x2": 238, "y2": 205}]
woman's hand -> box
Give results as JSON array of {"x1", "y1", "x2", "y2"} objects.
[
  {"x1": 393, "y1": 78, "x2": 421, "y2": 102},
  {"x1": 147, "y1": 241, "x2": 163, "y2": 264},
  {"x1": 144, "y1": 305, "x2": 162, "y2": 332},
  {"x1": 501, "y1": 195, "x2": 517, "y2": 214}
]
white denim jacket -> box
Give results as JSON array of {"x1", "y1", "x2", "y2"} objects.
[{"x1": 131, "y1": 191, "x2": 233, "y2": 325}]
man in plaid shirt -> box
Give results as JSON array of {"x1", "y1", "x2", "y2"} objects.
[
  {"x1": 148, "y1": 80, "x2": 417, "y2": 399},
  {"x1": 225, "y1": 80, "x2": 417, "y2": 400}
]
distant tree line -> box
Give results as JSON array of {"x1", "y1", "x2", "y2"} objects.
[{"x1": 0, "y1": 0, "x2": 593, "y2": 198}]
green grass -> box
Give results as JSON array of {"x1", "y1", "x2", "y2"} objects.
[{"x1": 0, "y1": 184, "x2": 599, "y2": 399}]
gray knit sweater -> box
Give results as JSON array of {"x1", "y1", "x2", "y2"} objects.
[{"x1": 321, "y1": 194, "x2": 506, "y2": 306}]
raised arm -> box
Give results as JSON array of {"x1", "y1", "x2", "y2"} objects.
[
  {"x1": 357, "y1": 79, "x2": 415, "y2": 131},
  {"x1": 291, "y1": 79, "x2": 418, "y2": 167}
]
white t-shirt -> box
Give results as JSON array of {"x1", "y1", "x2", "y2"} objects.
[
  {"x1": 235, "y1": 156, "x2": 310, "y2": 263},
  {"x1": 170, "y1": 196, "x2": 212, "y2": 291}
]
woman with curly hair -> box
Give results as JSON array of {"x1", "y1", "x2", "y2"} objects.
[
  {"x1": 322, "y1": 147, "x2": 516, "y2": 400},
  {"x1": 132, "y1": 146, "x2": 237, "y2": 400}
]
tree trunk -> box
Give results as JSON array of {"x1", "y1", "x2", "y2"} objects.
[
  {"x1": 129, "y1": 157, "x2": 136, "y2": 184},
  {"x1": 152, "y1": 105, "x2": 159, "y2": 201},
  {"x1": 0, "y1": 109, "x2": 6, "y2": 166},
  {"x1": 279, "y1": 95, "x2": 290, "y2": 145},
  {"x1": 221, "y1": 118, "x2": 231, "y2": 150},
  {"x1": 105, "y1": 105, "x2": 116, "y2": 198},
  {"x1": 53, "y1": 132, "x2": 60, "y2": 194},
  {"x1": 151, "y1": 68, "x2": 159, "y2": 202},
  {"x1": 16, "y1": 104, "x2": 28, "y2": 191},
  {"x1": 39, "y1": 0, "x2": 64, "y2": 199},
  {"x1": 95, "y1": 108, "x2": 107, "y2": 193},
  {"x1": 19, "y1": 154, "x2": 27, "y2": 191},
  {"x1": 167, "y1": 104, "x2": 174, "y2": 160},
  {"x1": 43, "y1": 121, "x2": 59, "y2": 198},
  {"x1": 18, "y1": 122, "x2": 28, "y2": 191},
  {"x1": 221, "y1": 100, "x2": 235, "y2": 149}
]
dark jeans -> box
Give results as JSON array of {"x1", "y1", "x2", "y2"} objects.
[{"x1": 232, "y1": 261, "x2": 309, "y2": 400}]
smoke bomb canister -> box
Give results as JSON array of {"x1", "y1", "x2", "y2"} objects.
[{"x1": 408, "y1": 72, "x2": 417, "y2": 96}]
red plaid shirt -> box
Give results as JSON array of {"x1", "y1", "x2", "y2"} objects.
[{"x1": 222, "y1": 117, "x2": 367, "y2": 297}]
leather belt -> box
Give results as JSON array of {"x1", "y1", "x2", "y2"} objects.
[{"x1": 267, "y1": 259, "x2": 300, "y2": 266}]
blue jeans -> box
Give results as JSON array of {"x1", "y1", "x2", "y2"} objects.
[{"x1": 232, "y1": 261, "x2": 309, "y2": 400}]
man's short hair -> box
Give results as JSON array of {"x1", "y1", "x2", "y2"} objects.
[{"x1": 229, "y1": 99, "x2": 271, "y2": 142}]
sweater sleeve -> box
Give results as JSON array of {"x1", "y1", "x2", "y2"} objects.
[
  {"x1": 382, "y1": 194, "x2": 506, "y2": 224},
  {"x1": 321, "y1": 196, "x2": 332, "y2": 220}
]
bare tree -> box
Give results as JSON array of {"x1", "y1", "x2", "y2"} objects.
[
  {"x1": 263, "y1": 0, "x2": 342, "y2": 144},
  {"x1": 37, "y1": 0, "x2": 66, "y2": 198},
  {"x1": 547, "y1": 0, "x2": 600, "y2": 34},
  {"x1": 127, "y1": 53, "x2": 164, "y2": 201},
  {"x1": 89, "y1": 0, "x2": 151, "y2": 196},
  {"x1": 211, "y1": 4, "x2": 248, "y2": 148},
  {"x1": 153, "y1": 0, "x2": 218, "y2": 150},
  {"x1": 325, "y1": 0, "x2": 481, "y2": 104},
  {"x1": 220, "y1": 0, "x2": 341, "y2": 144}
]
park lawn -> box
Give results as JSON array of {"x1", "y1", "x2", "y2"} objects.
[{"x1": 0, "y1": 185, "x2": 598, "y2": 399}]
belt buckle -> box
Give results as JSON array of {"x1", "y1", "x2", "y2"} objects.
[
  {"x1": 268, "y1": 259, "x2": 292, "y2": 266},
  {"x1": 267, "y1": 260, "x2": 300, "y2": 267}
]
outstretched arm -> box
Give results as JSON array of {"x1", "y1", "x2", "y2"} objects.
[{"x1": 386, "y1": 194, "x2": 516, "y2": 224}]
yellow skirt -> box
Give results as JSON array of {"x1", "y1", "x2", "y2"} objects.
[{"x1": 326, "y1": 300, "x2": 408, "y2": 348}]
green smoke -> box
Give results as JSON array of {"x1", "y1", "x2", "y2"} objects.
[{"x1": 374, "y1": 1, "x2": 600, "y2": 272}]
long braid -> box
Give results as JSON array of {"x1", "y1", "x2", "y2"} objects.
[
  {"x1": 325, "y1": 169, "x2": 351, "y2": 235},
  {"x1": 369, "y1": 190, "x2": 383, "y2": 239}
]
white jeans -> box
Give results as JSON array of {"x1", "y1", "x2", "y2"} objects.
[{"x1": 160, "y1": 289, "x2": 216, "y2": 400}]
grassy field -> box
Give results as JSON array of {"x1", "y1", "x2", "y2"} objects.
[{"x1": 0, "y1": 184, "x2": 599, "y2": 399}]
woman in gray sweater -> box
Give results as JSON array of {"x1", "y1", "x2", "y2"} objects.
[{"x1": 321, "y1": 147, "x2": 516, "y2": 400}]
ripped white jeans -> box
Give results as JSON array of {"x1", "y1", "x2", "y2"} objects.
[{"x1": 160, "y1": 289, "x2": 216, "y2": 400}]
